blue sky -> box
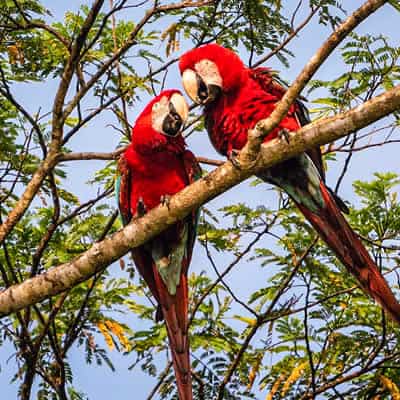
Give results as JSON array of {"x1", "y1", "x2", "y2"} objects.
[{"x1": 0, "y1": 1, "x2": 399, "y2": 399}]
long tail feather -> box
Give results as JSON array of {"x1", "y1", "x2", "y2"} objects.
[
  {"x1": 297, "y1": 182, "x2": 400, "y2": 324},
  {"x1": 153, "y1": 266, "x2": 192, "y2": 400}
]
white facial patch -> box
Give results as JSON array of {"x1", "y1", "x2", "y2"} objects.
[
  {"x1": 151, "y1": 95, "x2": 170, "y2": 133},
  {"x1": 194, "y1": 59, "x2": 222, "y2": 88},
  {"x1": 170, "y1": 92, "x2": 189, "y2": 124}
]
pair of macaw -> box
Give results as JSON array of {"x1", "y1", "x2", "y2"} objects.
[{"x1": 116, "y1": 44, "x2": 400, "y2": 400}]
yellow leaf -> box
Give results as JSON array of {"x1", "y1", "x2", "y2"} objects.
[
  {"x1": 233, "y1": 315, "x2": 257, "y2": 326},
  {"x1": 380, "y1": 375, "x2": 400, "y2": 399},
  {"x1": 160, "y1": 23, "x2": 180, "y2": 57},
  {"x1": 265, "y1": 373, "x2": 286, "y2": 400},
  {"x1": 105, "y1": 320, "x2": 131, "y2": 352},
  {"x1": 7, "y1": 42, "x2": 24, "y2": 65},
  {"x1": 281, "y1": 361, "x2": 308, "y2": 396},
  {"x1": 281, "y1": 238, "x2": 297, "y2": 264},
  {"x1": 97, "y1": 322, "x2": 114, "y2": 351},
  {"x1": 8, "y1": 45, "x2": 19, "y2": 64},
  {"x1": 247, "y1": 353, "x2": 264, "y2": 390}
]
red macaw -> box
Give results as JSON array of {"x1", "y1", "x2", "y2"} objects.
[
  {"x1": 117, "y1": 90, "x2": 201, "y2": 400},
  {"x1": 179, "y1": 44, "x2": 400, "y2": 324}
]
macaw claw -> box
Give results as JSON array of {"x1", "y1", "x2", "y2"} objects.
[
  {"x1": 137, "y1": 197, "x2": 147, "y2": 217},
  {"x1": 278, "y1": 128, "x2": 291, "y2": 144},
  {"x1": 228, "y1": 149, "x2": 241, "y2": 170},
  {"x1": 160, "y1": 194, "x2": 172, "y2": 209}
]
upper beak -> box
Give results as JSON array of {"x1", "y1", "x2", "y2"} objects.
[
  {"x1": 161, "y1": 93, "x2": 189, "y2": 137},
  {"x1": 182, "y1": 69, "x2": 221, "y2": 105}
]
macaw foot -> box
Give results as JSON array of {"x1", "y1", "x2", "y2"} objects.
[
  {"x1": 137, "y1": 197, "x2": 147, "y2": 217},
  {"x1": 160, "y1": 194, "x2": 172, "y2": 210},
  {"x1": 228, "y1": 149, "x2": 241, "y2": 170},
  {"x1": 278, "y1": 128, "x2": 291, "y2": 144}
]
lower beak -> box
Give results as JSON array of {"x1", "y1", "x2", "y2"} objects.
[
  {"x1": 198, "y1": 83, "x2": 222, "y2": 105},
  {"x1": 162, "y1": 112, "x2": 183, "y2": 137}
]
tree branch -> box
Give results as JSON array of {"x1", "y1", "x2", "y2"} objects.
[
  {"x1": 0, "y1": 83, "x2": 398, "y2": 315},
  {"x1": 61, "y1": 0, "x2": 214, "y2": 121},
  {"x1": 252, "y1": 4, "x2": 320, "y2": 68},
  {"x1": 241, "y1": 0, "x2": 388, "y2": 164},
  {"x1": 0, "y1": 0, "x2": 106, "y2": 244}
]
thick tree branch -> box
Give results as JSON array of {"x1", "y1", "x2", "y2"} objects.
[
  {"x1": 241, "y1": 0, "x2": 387, "y2": 163},
  {"x1": 0, "y1": 84, "x2": 398, "y2": 315}
]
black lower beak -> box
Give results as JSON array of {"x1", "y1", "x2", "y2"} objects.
[
  {"x1": 198, "y1": 82, "x2": 222, "y2": 105},
  {"x1": 162, "y1": 112, "x2": 182, "y2": 137},
  {"x1": 207, "y1": 84, "x2": 222, "y2": 103}
]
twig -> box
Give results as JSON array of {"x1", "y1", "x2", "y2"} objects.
[{"x1": 216, "y1": 237, "x2": 318, "y2": 399}]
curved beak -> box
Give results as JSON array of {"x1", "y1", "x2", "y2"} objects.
[
  {"x1": 182, "y1": 69, "x2": 221, "y2": 105},
  {"x1": 161, "y1": 93, "x2": 189, "y2": 137}
]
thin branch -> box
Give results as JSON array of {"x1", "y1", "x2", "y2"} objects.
[
  {"x1": 252, "y1": 4, "x2": 320, "y2": 67},
  {"x1": 216, "y1": 238, "x2": 318, "y2": 399},
  {"x1": 303, "y1": 274, "x2": 316, "y2": 395},
  {"x1": 241, "y1": 0, "x2": 387, "y2": 164},
  {"x1": 301, "y1": 352, "x2": 400, "y2": 399},
  {"x1": 202, "y1": 225, "x2": 270, "y2": 318},
  {"x1": 0, "y1": 0, "x2": 106, "y2": 244},
  {"x1": 146, "y1": 361, "x2": 173, "y2": 400},
  {"x1": 58, "y1": 148, "x2": 125, "y2": 161},
  {"x1": 61, "y1": 0, "x2": 214, "y2": 121}
]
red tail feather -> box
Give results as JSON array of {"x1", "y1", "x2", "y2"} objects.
[
  {"x1": 297, "y1": 182, "x2": 400, "y2": 324},
  {"x1": 153, "y1": 266, "x2": 192, "y2": 400}
]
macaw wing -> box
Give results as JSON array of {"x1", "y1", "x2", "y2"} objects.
[
  {"x1": 116, "y1": 155, "x2": 132, "y2": 226},
  {"x1": 250, "y1": 67, "x2": 325, "y2": 181},
  {"x1": 182, "y1": 150, "x2": 202, "y2": 268},
  {"x1": 152, "y1": 149, "x2": 201, "y2": 290},
  {"x1": 116, "y1": 155, "x2": 164, "y2": 307},
  {"x1": 183, "y1": 149, "x2": 202, "y2": 184},
  {"x1": 204, "y1": 110, "x2": 227, "y2": 156},
  {"x1": 153, "y1": 150, "x2": 201, "y2": 399}
]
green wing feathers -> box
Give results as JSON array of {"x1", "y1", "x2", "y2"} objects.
[{"x1": 116, "y1": 156, "x2": 132, "y2": 226}]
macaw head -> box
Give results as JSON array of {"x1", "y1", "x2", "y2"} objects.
[
  {"x1": 132, "y1": 89, "x2": 189, "y2": 152},
  {"x1": 179, "y1": 43, "x2": 245, "y2": 106}
]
